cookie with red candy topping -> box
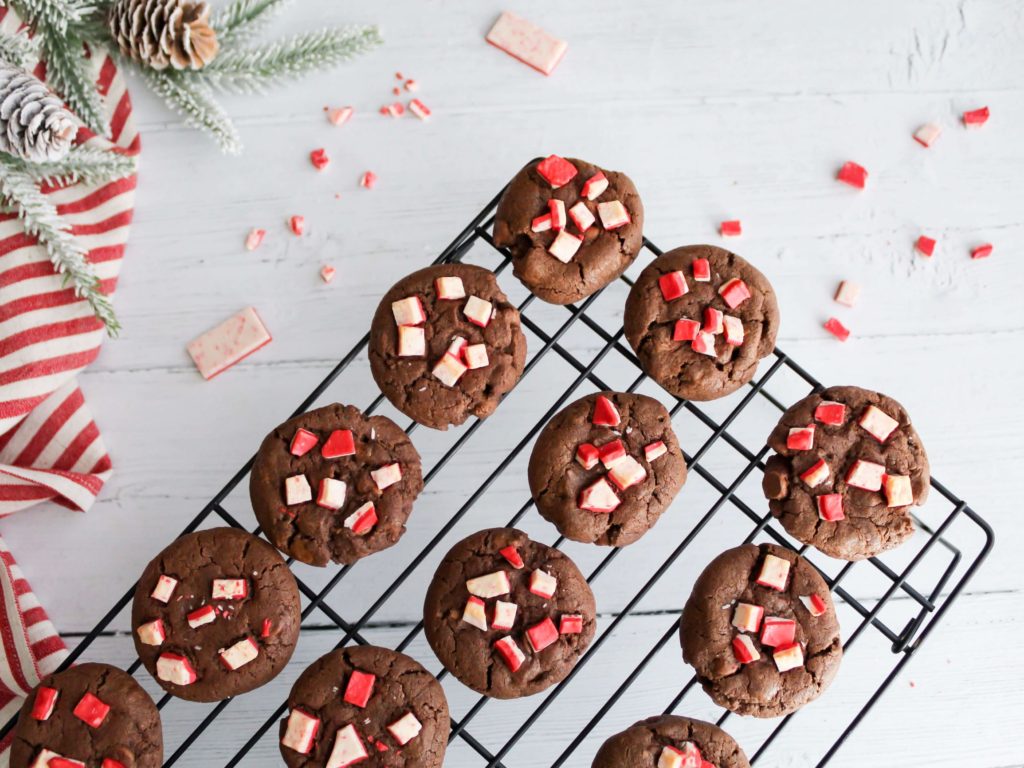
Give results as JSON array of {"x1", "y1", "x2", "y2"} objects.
[
  {"x1": 11, "y1": 664, "x2": 162, "y2": 768},
  {"x1": 279, "y1": 646, "x2": 448, "y2": 767},
  {"x1": 680, "y1": 544, "x2": 842, "y2": 718},
  {"x1": 624, "y1": 245, "x2": 780, "y2": 401},
  {"x1": 592, "y1": 715, "x2": 750, "y2": 768},
  {"x1": 249, "y1": 403, "x2": 423, "y2": 566},
  {"x1": 369, "y1": 264, "x2": 527, "y2": 430},
  {"x1": 493, "y1": 156, "x2": 644, "y2": 304},
  {"x1": 528, "y1": 391, "x2": 687, "y2": 546},
  {"x1": 131, "y1": 528, "x2": 301, "y2": 702},
  {"x1": 423, "y1": 528, "x2": 596, "y2": 698},
  {"x1": 762, "y1": 385, "x2": 929, "y2": 561}
]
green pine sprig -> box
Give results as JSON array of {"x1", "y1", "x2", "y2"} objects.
[
  {"x1": 142, "y1": 68, "x2": 243, "y2": 154},
  {"x1": 0, "y1": 26, "x2": 39, "y2": 68},
  {"x1": 5, "y1": 143, "x2": 137, "y2": 187},
  {"x1": 213, "y1": 0, "x2": 292, "y2": 44}
]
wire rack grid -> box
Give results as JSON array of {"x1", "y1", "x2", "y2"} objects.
[{"x1": 2, "y1": 184, "x2": 994, "y2": 767}]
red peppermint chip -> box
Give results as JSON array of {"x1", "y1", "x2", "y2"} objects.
[
  {"x1": 915, "y1": 235, "x2": 936, "y2": 257},
  {"x1": 290, "y1": 428, "x2": 318, "y2": 456},
  {"x1": 343, "y1": 670, "x2": 376, "y2": 708},
  {"x1": 536, "y1": 155, "x2": 578, "y2": 188},
  {"x1": 970, "y1": 243, "x2": 993, "y2": 260},
  {"x1": 823, "y1": 317, "x2": 850, "y2": 342},
  {"x1": 322, "y1": 429, "x2": 355, "y2": 458},
  {"x1": 962, "y1": 106, "x2": 989, "y2": 127},
  {"x1": 591, "y1": 395, "x2": 620, "y2": 426},
  {"x1": 836, "y1": 161, "x2": 868, "y2": 189},
  {"x1": 309, "y1": 148, "x2": 330, "y2": 171}
]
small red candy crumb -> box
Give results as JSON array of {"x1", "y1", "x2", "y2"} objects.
[
  {"x1": 837, "y1": 161, "x2": 868, "y2": 189},
  {"x1": 970, "y1": 243, "x2": 993, "y2": 260},
  {"x1": 409, "y1": 98, "x2": 431, "y2": 121},
  {"x1": 915, "y1": 235, "x2": 936, "y2": 257},
  {"x1": 244, "y1": 228, "x2": 265, "y2": 251},
  {"x1": 719, "y1": 219, "x2": 742, "y2": 237},
  {"x1": 322, "y1": 429, "x2": 355, "y2": 458},
  {"x1": 962, "y1": 106, "x2": 989, "y2": 127},
  {"x1": 320, "y1": 265, "x2": 336, "y2": 283},
  {"x1": 392, "y1": 86, "x2": 401, "y2": 96},
  {"x1": 559, "y1": 614, "x2": 583, "y2": 634},
  {"x1": 824, "y1": 317, "x2": 850, "y2": 342},
  {"x1": 309, "y1": 148, "x2": 330, "y2": 171},
  {"x1": 327, "y1": 106, "x2": 353, "y2": 126},
  {"x1": 499, "y1": 545, "x2": 524, "y2": 569},
  {"x1": 261, "y1": 618, "x2": 273, "y2": 638},
  {"x1": 404, "y1": 79, "x2": 418, "y2": 92},
  {"x1": 288, "y1": 215, "x2": 305, "y2": 236},
  {"x1": 395, "y1": 72, "x2": 403, "y2": 79},
  {"x1": 575, "y1": 442, "x2": 600, "y2": 470},
  {"x1": 536, "y1": 155, "x2": 578, "y2": 188},
  {"x1": 360, "y1": 171, "x2": 377, "y2": 189}
]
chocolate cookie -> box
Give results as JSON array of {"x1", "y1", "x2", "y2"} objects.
[
  {"x1": 369, "y1": 263, "x2": 528, "y2": 430},
  {"x1": 528, "y1": 391, "x2": 687, "y2": 546},
  {"x1": 249, "y1": 403, "x2": 423, "y2": 567},
  {"x1": 11, "y1": 663, "x2": 162, "y2": 768},
  {"x1": 279, "y1": 646, "x2": 448, "y2": 767},
  {"x1": 131, "y1": 527, "x2": 301, "y2": 702},
  {"x1": 624, "y1": 245, "x2": 780, "y2": 401},
  {"x1": 762, "y1": 386, "x2": 929, "y2": 561},
  {"x1": 493, "y1": 155, "x2": 644, "y2": 304},
  {"x1": 423, "y1": 528, "x2": 596, "y2": 699},
  {"x1": 680, "y1": 544, "x2": 842, "y2": 718},
  {"x1": 592, "y1": 715, "x2": 750, "y2": 768}
]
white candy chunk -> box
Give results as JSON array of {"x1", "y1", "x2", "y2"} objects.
[
  {"x1": 344, "y1": 501, "x2": 377, "y2": 534},
  {"x1": 325, "y1": 724, "x2": 368, "y2": 768},
  {"x1": 691, "y1": 330, "x2": 717, "y2": 357},
  {"x1": 858, "y1": 405, "x2": 899, "y2": 443},
  {"x1": 151, "y1": 574, "x2": 178, "y2": 603},
  {"x1": 608, "y1": 455, "x2": 647, "y2": 491},
  {"x1": 31, "y1": 749, "x2": 81, "y2": 768},
  {"x1": 187, "y1": 605, "x2": 216, "y2": 629},
  {"x1": 732, "y1": 602, "x2": 763, "y2": 633},
  {"x1": 492, "y1": 600, "x2": 517, "y2": 630},
  {"x1": 883, "y1": 474, "x2": 914, "y2": 507},
  {"x1": 397, "y1": 325, "x2": 426, "y2": 357},
  {"x1": 157, "y1": 653, "x2": 197, "y2": 686},
  {"x1": 219, "y1": 637, "x2": 259, "y2": 671},
  {"x1": 547, "y1": 229, "x2": 583, "y2": 263},
  {"x1": 773, "y1": 643, "x2": 805, "y2": 672},
  {"x1": 285, "y1": 474, "x2": 312, "y2": 505},
  {"x1": 913, "y1": 122, "x2": 942, "y2": 148},
  {"x1": 317, "y1": 478, "x2": 348, "y2": 510},
  {"x1": 658, "y1": 745, "x2": 700, "y2": 768},
  {"x1": 485, "y1": 11, "x2": 568, "y2": 76},
  {"x1": 463, "y1": 295, "x2": 493, "y2": 327},
  {"x1": 391, "y1": 296, "x2": 425, "y2": 326},
  {"x1": 371, "y1": 463, "x2": 402, "y2": 491},
  {"x1": 579, "y1": 477, "x2": 621, "y2": 513},
  {"x1": 597, "y1": 200, "x2": 631, "y2": 230},
  {"x1": 723, "y1": 315, "x2": 744, "y2": 346},
  {"x1": 529, "y1": 569, "x2": 557, "y2": 599},
  {"x1": 462, "y1": 596, "x2": 488, "y2": 631},
  {"x1": 387, "y1": 711, "x2": 422, "y2": 746},
  {"x1": 756, "y1": 554, "x2": 790, "y2": 591},
  {"x1": 466, "y1": 570, "x2": 510, "y2": 599},
  {"x1": 186, "y1": 306, "x2": 272, "y2": 380},
  {"x1": 446, "y1": 336, "x2": 468, "y2": 359},
  {"x1": 137, "y1": 619, "x2": 166, "y2": 646},
  {"x1": 568, "y1": 201, "x2": 596, "y2": 232},
  {"x1": 846, "y1": 459, "x2": 886, "y2": 491},
  {"x1": 432, "y1": 353, "x2": 468, "y2": 387},
  {"x1": 582, "y1": 172, "x2": 609, "y2": 200},
  {"x1": 834, "y1": 280, "x2": 861, "y2": 307},
  {"x1": 282, "y1": 709, "x2": 320, "y2": 755},
  {"x1": 644, "y1": 441, "x2": 667, "y2": 462},
  {"x1": 212, "y1": 578, "x2": 249, "y2": 600},
  {"x1": 464, "y1": 343, "x2": 489, "y2": 369},
  {"x1": 435, "y1": 276, "x2": 466, "y2": 300}
]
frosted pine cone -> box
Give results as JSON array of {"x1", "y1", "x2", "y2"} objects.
[
  {"x1": 108, "y1": 0, "x2": 219, "y2": 71},
  {"x1": 0, "y1": 64, "x2": 76, "y2": 163}
]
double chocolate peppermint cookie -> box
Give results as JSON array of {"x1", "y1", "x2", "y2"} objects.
[
  {"x1": 528, "y1": 391, "x2": 687, "y2": 546},
  {"x1": 762, "y1": 386, "x2": 929, "y2": 561},
  {"x1": 680, "y1": 544, "x2": 842, "y2": 718},
  {"x1": 369, "y1": 264, "x2": 528, "y2": 430},
  {"x1": 592, "y1": 715, "x2": 750, "y2": 768},
  {"x1": 493, "y1": 155, "x2": 644, "y2": 304},
  {"x1": 624, "y1": 245, "x2": 780, "y2": 401},
  {"x1": 279, "y1": 646, "x2": 448, "y2": 767},
  {"x1": 131, "y1": 528, "x2": 301, "y2": 702},
  {"x1": 423, "y1": 528, "x2": 596, "y2": 699},
  {"x1": 249, "y1": 403, "x2": 423, "y2": 566},
  {"x1": 11, "y1": 664, "x2": 162, "y2": 768}
]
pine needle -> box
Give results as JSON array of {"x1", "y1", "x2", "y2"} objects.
[
  {"x1": 142, "y1": 68, "x2": 242, "y2": 154},
  {"x1": 0, "y1": 161, "x2": 120, "y2": 335},
  {"x1": 0, "y1": 26, "x2": 39, "y2": 69},
  {"x1": 6, "y1": 144, "x2": 136, "y2": 187},
  {"x1": 201, "y1": 25, "x2": 382, "y2": 93},
  {"x1": 213, "y1": 0, "x2": 292, "y2": 44}
]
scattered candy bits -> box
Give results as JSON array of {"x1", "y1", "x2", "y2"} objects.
[
  {"x1": 309, "y1": 148, "x2": 330, "y2": 171},
  {"x1": 327, "y1": 106, "x2": 353, "y2": 126},
  {"x1": 244, "y1": 228, "x2": 265, "y2": 251},
  {"x1": 915, "y1": 235, "x2": 937, "y2": 257},
  {"x1": 360, "y1": 171, "x2": 377, "y2": 189},
  {"x1": 288, "y1": 215, "x2": 305, "y2": 236},
  {"x1": 834, "y1": 281, "x2": 860, "y2": 308},
  {"x1": 836, "y1": 161, "x2": 868, "y2": 189},
  {"x1": 913, "y1": 123, "x2": 941, "y2": 148},
  {"x1": 824, "y1": 316, "x2": 850, "y2": 342},
  {"x1": 962, "y1": 106, "x2": 989, "y2": 127},
  {"x1": 485, "y1": 11, "x2": 568, "y2": 76},
  {"x1": 320, "y1": 265, "x2": 336, "y2": 283},
  {"x1": 970, "y1": 243, "x2": 993, "y2": 260},
  {"x1": 719, "y1": 219, "x2": 742, "y2": 237}
]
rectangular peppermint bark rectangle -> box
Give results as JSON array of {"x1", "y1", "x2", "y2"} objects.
[
  {"x1": 186, "y1": 306, "x2": 272, "y2": 380},
  {"x1": 485, "y1": 12, "x2": 568, "y2": 76}
]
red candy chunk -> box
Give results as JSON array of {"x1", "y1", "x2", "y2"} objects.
[
  {"x1": 608, "y1": 455, "x2": 647, "y2": 491},
  {"x1": 435, "y1": 276, "x2": 466, "y2": 300},
  {"x1": 360, "y1": 171, "x2": 377, "y2": 189},
  {"x1": 344, "y1": 501, "x2": 377, "y2": 535},
  {"x1": 536, "y1": 155, "x2": 578, "y2": 188},
  {"x1": 408, "y1": 98, "x2": 431, "y2": 121},
  {"x1": 391, "y1": 296, "x2": 425, "y2": 327},
  {"x1": 962, "y1": 106, "x2": 990, "y2": 127},
  {"x1": 494, "y1": 636, "x2": 526, "y2": 672},
  {"x1": 814, "y1": 401, "x2": 846, "y2": 425},
  {"x1": 658, "y1": 271, "x2": 689, "y2": 301},
  {"x1": 463, "y1": 295, "x2": 493, "y2": 327},
  {"x1": 644, "y1": 441, "x2": 668, "y2": 462},
  {"x1": 548, "y1": 230, "x2": 583, "y2": 263},
  {"x1": 575, "y1": 443, "x2": 600, "y2": 470},
  {"x1": 598, "y1": 438, "x2": 627, "y2": 468},
  {"x1": 289, "y1": 215, "x2": 305, "y2": 236},
  {"x1": 387, "y1": 712, "x2": 422, "y2": 746},
  {"x1": 343, "y1": 670, "x2": 376, "y2": 708},
  {"x1": 915, "y1": 235, "x2": 937, "y2": 257},
  {"x1": 579, "y1": 477, "x2": 621, "y2": 513},
  {"x1": 673, "y1": 318, "x2": 700, "y2": 341},
  {"x1": 801, "y1": 594, "x2": 828, "y2": 617},
  {"x1": 282, "y1": 708, "x2": 320, "y2": 755},
  {"x1": 499, "y1": 545, "x2": 525, "y2": 569},
  {"x1": 531, "y1": 213, "x2": 552, "y2": 233},
  {"x1": 846, "y1": 459, "x2": 885, "y2": 491},
  {"x1": 327, "y1": 724, "x2": 368, "y2": 767},
  {"x1": 719, "y1": 219, "x2": 742, "y2": 237},
  {"x1": 824, "y1": 316, "x2": 850, "y2": 342},
  {"x1": 102, "y1": 760, "x2": 127, "y2": 768},
  {"x1": 723, "y1": 315, "x2": 744, "y2": 346},
  {"x1": 212, "y1": 578, "x2": 249, "y2": 600},
  {"x1": 597, "y1": 200, "x2": 631, "y2": 230},
  {"x1": 529, "y1": 569, "x2": 558, "y2": 599},
  {"x1": 883, "y1": 474, "x2": 914, "y2": 507},
  {"x1": 73, "y1": 692, "x2": 110, "y2": 729},
  {"x1": 46, "y1": 759, "x2": 85, "y2": 768},
  {"x1": 526, "y1": 617, "x2": 560, "y2": 652},
  {"x1": 310, "y1": 148, "x2": 330, "y2": 170},
  {"x1": 582, "y1": 171, "x2": 608, "y2": 200},
  {"x1": 658, "y1": 743, "x2": 703, "y2": 768},
  {"x1": 568, "y1": 201, "x2": 596, "y2": 232},
  {"x1": 756, "y1": 554, "x2": 791, "y2": 591},
  {"x1": 858, "y1": 405, "x2": 899, "y2": 443},
  {"x1": 799, "y1": 458, "x2": 830, "y2": 487},
  {"x1": 548, "y1": 198, "x2": 567, "y2": 230},
  {"x1": 559, "y1": 614, "x2": 583, "y2": 634},
  {"x1": 492, "y1": 600, "x2": 517, "y2": 630},
  {"x1": 327, "y1": 106, "x2": 353, "y2": 126},
  {"x1": 290, "y1": 428, "x2": 319, "y2": 457},
  {"x1": 592, "y1": 395, "x2": 620, "y2": 426},
  {"x1": 971, "y1": 243, "x2": 993, "y2": 259},
  {"x1": 187, "y1": 604, "x2": 217, "y2": 629},
  {"x1": 371, "y1": 462, "x2": 402, "y2": 490},
  {"x1": 837, "y1": 161, "x2": 868, "y2": 189},
  {"x1": 322, "y1": 429, "x2": 356, "y2": 458},
  {"x1": 731, "y1": 602, "x2": 764, "y2": 633},
  {"x1": 397, "y1": 325, "x2": 426, "y2": 357},
  {"x1": 691, "y1": 331, "x2": 717, "y2": 357},
  {"x1": 913, "y1": 123, "x2": 942, "y2": 148},
  {"x1": 773, "y1": 642, "x2": 805, "y2": 672},
  {"x1": 732, "y1": 634, "x2": 760, "y2": 664},
  {"x1": 718, "y1": 278, "x2": 751, "y2": 309},
  {"x1": 692, "y1": 258, "x2": 711, "y2": 282},
  {"x1": 30, "y1": 686, "x2": 59, "y2": 721},
  {"x1": 787, "y1": 425, "x2": 815, "y2": 451},
  {"x1": 261, "y1": 618, "x2": 273, "y2": 638},
  {"x1": 816, "y1": 493, "x2": 845, "y2": 521},
  {"x1": 759, "y1": 617, "x2": 797, "y2": 647},
  {"x1": 702, "y1": 307, "x2": 723, "y2": 335}
]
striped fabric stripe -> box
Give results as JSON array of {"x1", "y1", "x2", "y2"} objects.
[{"x1": 0, "y1": 7, "x2": 137, "y2": 756}]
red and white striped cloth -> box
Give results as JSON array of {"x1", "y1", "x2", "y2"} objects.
[{"x1": 0, "y1": 6, "x2": 139, "y2": 754}]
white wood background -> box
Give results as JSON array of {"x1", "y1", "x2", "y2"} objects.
[{"x1": 2, "y1": 1, "x2": 1022, "y2": 765}]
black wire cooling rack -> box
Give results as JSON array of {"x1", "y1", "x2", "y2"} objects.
[{"x1": 3, "y1": 184, "x2": 994, "y2": 767}]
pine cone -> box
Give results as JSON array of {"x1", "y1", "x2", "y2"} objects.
[
  {"x1": 0, "y1": 64, "x2": 76, "y2": 163},
  {"x1": 108, "y1": 0, "x2": 219, "y2": 71}
]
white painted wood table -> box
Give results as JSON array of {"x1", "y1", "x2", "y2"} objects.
[{"x1": 3, "y1": 1, "x2": 1021, "y2": 765}]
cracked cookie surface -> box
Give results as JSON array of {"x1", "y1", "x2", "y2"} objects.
[
  {"x1": 592, "y1": 714, "x2": 750, "y2": 768},
  {"x1": 493, "y1": 157, "x2": 644, "y2": 304},
  {"x1": 423, "y1": 528, "x2": 596, "y2": 699},
  {"x1": 369, "y1": 264, "x2": 527, "y2": 430},
  {"x1": 762, "y1": 386, "x2": 928, "y2": 561},
  {"x1": 624, "y1": 245, "x2": 779, "y2": 401},
  {"x1": 528, "y1": 391, "x2": 687, "y2": 546},
  {"x1": 12, "y1": 663, "x2": 163, "y2": 768},
  {"x1": 249, "y1": 403, "x2": 423, "y2": 566},
  {"x1": 680, "y1": 543, "x2": 842, "y2": 718},
  {"x1": 279, "y1": 646, "x2": 448, "y2": 767},
  {"x1": 131, "y1": 527, "x2": 301, "y2": 702}
]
